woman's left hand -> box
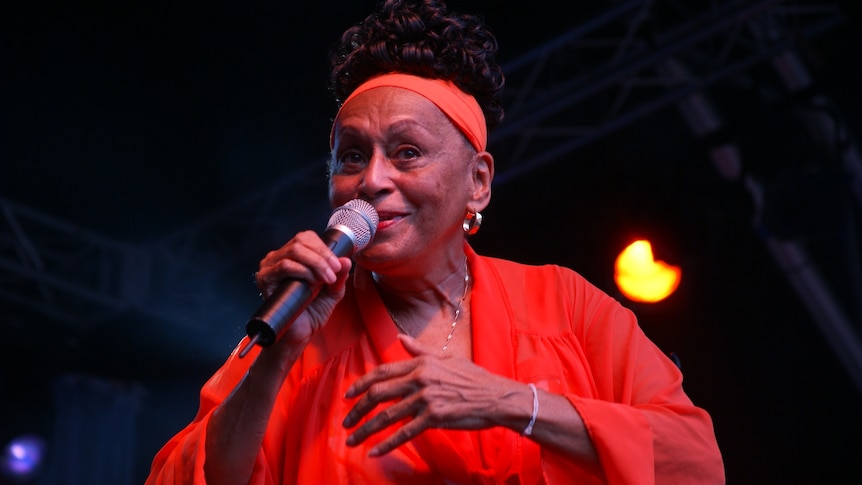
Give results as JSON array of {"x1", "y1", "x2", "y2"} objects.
[{"x1": 342, "y1": 334, "x2": 527, "y2": 456}]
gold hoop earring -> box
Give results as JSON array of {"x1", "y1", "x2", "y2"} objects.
[{"x1": 462, "y1": 211, "x2": 482, "y2": 235}]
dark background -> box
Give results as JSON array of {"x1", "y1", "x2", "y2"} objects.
[{"x1": 2, "y1": 1, "x2": 861, "y2": 483}]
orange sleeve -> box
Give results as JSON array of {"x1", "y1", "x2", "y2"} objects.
[
  {"x1": 566, "y1": 292, "x2": 725, "y2": 484},
  {"x1": 484, "y1": 256, "x2": 724, "y2": 484},
  {"x1": 144, "y1": 340, "x2": 274, "y2": 485}
]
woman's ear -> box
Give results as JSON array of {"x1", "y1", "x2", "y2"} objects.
[{"x1": 468, "y1": 151, "x2": 494, "y2": 212}]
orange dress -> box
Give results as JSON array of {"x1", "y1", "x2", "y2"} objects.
[{"x1": 145, "y1": 245, "x2": 724, "y2": 484}]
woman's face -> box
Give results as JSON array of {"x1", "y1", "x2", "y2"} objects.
[{"x1": 329, "y1": 87, "x2": 490, "y2": 273}]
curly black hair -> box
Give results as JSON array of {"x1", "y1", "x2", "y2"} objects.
[{"x1": 328, "y1": 0, "x2": 505, "y2": 130}]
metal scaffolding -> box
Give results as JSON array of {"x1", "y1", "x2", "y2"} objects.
[{"x1": 2, "y1": 0, "x2": 858, "y2": 379}]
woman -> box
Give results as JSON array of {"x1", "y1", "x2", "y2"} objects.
[{"x1": 145, "y1": 1, "x2": 724, "y2": 483}]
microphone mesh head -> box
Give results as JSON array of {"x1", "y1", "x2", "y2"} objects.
[{"x1": 327, "y1": 199, "x2": 379, "y2": 251}]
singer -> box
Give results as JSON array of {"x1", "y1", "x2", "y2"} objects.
[{"x1": 145, "y1": 1, "x2": 724, "y2": 484}]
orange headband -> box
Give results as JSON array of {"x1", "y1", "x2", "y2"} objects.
[{"x1": 330, "y1": 73, "x2": 487, "y2": 151}]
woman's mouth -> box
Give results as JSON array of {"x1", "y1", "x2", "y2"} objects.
[{"x1": 375, "y1": 212, "x2": 405, "y2": 231}]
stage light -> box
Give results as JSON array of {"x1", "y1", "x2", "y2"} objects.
[
  {"x1": 614, "y1": 239, "x2": 681, "y2": 303},
  {"x1": 0, "y1": 434, "x2": 46, "y2": 483}
]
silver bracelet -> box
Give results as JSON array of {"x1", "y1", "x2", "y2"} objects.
[{"x1": 522, "y1": 383, "x2": 538, "y2": 436}]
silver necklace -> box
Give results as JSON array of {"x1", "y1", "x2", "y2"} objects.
[{"x1": 385, "y1": 257, "x2": 470, "y2": 351}]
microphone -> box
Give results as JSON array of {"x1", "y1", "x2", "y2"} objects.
[{"x1": 238, "y1": 199, "x2": 379, "y2": 358}]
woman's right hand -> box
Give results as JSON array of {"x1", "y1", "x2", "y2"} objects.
[{"x1": 254, "y1": 230, "x2": 354, "y2": 347}]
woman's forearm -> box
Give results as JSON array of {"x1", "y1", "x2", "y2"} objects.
[{"x1": 203, "y1": 344, "x2": 305, "y2": 485}]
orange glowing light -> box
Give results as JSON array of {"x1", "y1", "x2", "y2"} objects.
[{"x1": 614, "y1": 239, "x2": 681, "y2": 303}]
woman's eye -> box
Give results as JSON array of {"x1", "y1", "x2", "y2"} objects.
[
  {"x1": 397, "y1": 147, "x2": 420, "y2": 160},
  {"x1": 335, "y1": 152, "x2": 365, "y2": 173}
]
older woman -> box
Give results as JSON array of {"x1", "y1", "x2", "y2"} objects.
[{"x1": 144, "y1": 1, "x2": 724, "y2": 483}]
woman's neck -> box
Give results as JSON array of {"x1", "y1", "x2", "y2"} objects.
[
  {"x1": 372, "y1": 253, "x2": 471, "y2": 351},
  {"x1": 373, "y1": 256, "x2": 466, "y2": 304}
]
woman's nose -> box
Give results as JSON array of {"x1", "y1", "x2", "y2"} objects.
[{"x1": 359, "y1": 152, "x2": 394, "y2": 197}]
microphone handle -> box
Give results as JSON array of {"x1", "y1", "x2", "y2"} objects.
[
  {"x1": 246, "y1": 279, "x2": 320, "y2": 348},
  {"x1": 239, "y1": 227, "x2": 356, "y2": 357}
]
